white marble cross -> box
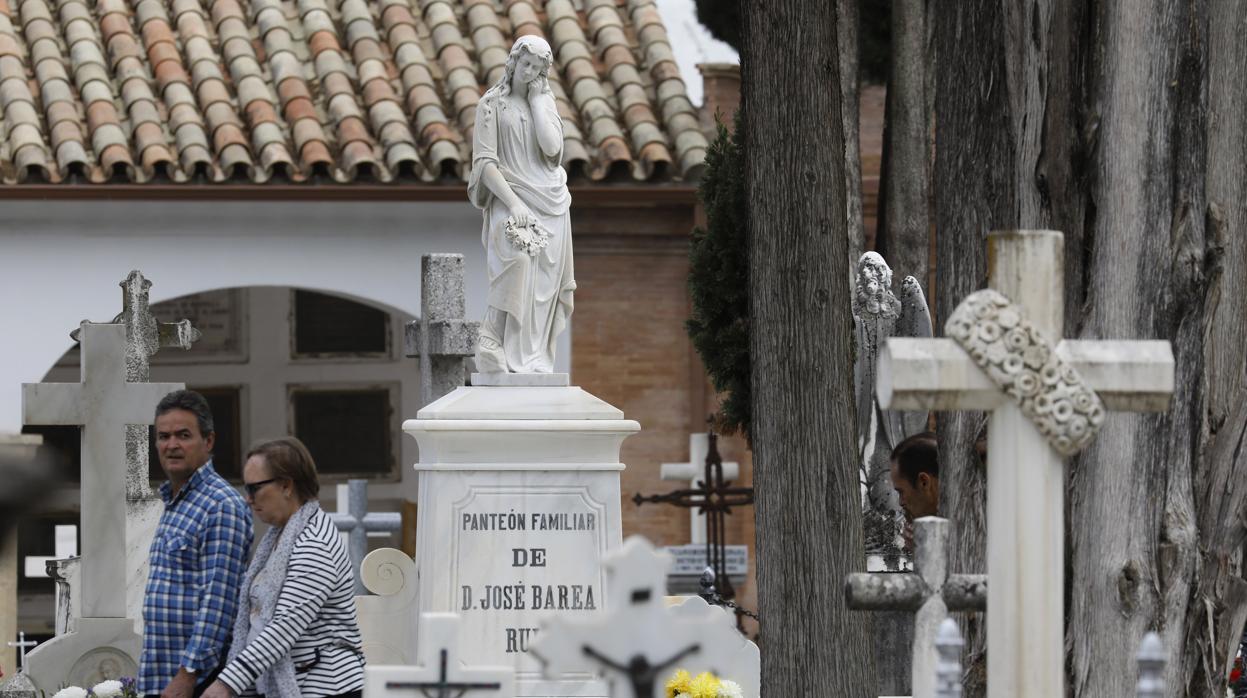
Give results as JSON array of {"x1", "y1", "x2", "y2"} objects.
[
  {"x1": 23, "y1": 524, "x2": 77, "y2": 578},
  {"x1": 330, "y1": 479, "x2": 402, "y2": 595},
  {"x1": 405, "y1": 254, "x2": 480, "y2": 408},
  {"x1": 846, "y1": 517, "x2": 985, "y2": 698},
  {"x1": 23, "y1": 323, "x2": 183, "y2": 619},
  {"x1": 532, "y1": 536, "x2": 757, "y2": 698},
  {"x1": 660, "y1": 433, "x2": 739, "y2": 544},
  {"x1": 877, "y1": 230, "x2": 1174, "y2": 697},
  {"x1": 363, "y1": 612, "x2": 513, "y2": 697}
]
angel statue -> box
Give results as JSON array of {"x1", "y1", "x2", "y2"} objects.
[
  {"x1": 467, "y1": 36, "x2": 575, "y2": 375},
  {"x1": 852, "y1": 252, "x2": 932, "y2": 567}
]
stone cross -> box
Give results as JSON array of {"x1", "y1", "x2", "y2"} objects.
[
  {"x1": 877, "y1": 230, "x2": 1175, "y2": 698},
  {"x1": 23, "y1": 525, "x2": 76, "y2": 578},
  {"x1": 405, "y1": 254, "x2": 480, "y2": 407},
  {"x1": 23, "y1": 322, "x2": 184, "y2": 618},
  {"x1": 6, "y1": 633, "x2": 37, "y2": 670},
  {"x1": 659, "y1": 433, "x2": 739, "y2": 544},
  {"x1": 72, "y1": 271, "x2": 200, "y2": 498},
  {"x1": 845, "y1": 516, "x2": 985, "y2": 698},
  {"x1": 934, "y1": 619, "x2": 963, "y2": 698},
  {"x1": 363, "y1": 612, "x2": 513, "y2": 697},
  {"x1": 1135, "y1": 632, "x2": 1164, "y2": 698},
  {"x1": 330, "y1": 479, "x2": 401, "y2": 595},
  {"x1": 532, "y1": 536, "x2": 755, "y2": 698}
]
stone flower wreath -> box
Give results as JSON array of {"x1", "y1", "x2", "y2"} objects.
[
  {"x1": 51, "y1": 677, "x2": 138, "y2": 698},
  {"x1": 504, "y1": 216, "x2": 552, "y2": 256},
  {"x1": 945, "y1": 289, "x2": 1106, "y2": 457}
]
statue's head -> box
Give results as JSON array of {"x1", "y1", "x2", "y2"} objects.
[
  {"x1": 497, "y1": 36, "x2": 554, "y2": 97},
  {"x1": 854, "y1": 252, "x2": 899, "y2": 318}
]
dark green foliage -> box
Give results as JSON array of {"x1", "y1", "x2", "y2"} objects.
[
  {"x1": 693, "y1": 0, "x2": 741, "y2": 51},
  {"x1": 686, "y1": 114, "x2": 750, "y2": 440}
]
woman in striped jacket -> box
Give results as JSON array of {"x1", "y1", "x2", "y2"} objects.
[{"x1": 202, "y1": 438, "x2": 365, "y2": 698}]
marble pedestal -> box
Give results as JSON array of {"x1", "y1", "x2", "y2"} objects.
[{"x1": 405, "y1": 384, "x2": 639, "y2": 697}]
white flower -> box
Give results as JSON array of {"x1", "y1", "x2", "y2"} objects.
[
  {"x1": 91, "y1": 679, "x2": 125, "y2": 697},
  {"x1": 52, "y1": 688, "x2": 89, "y2": 698},
  {"x1": 718, "y1": 679, "x2": 745, "y2": 698}
]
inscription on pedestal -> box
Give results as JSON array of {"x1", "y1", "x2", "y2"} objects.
[{"x1": 452, "y1": 488, "x2": 608, "y2": 665}]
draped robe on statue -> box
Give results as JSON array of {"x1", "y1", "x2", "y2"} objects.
[{"x1": 468, "y1": 91, "x2": 575, "y2": 373}]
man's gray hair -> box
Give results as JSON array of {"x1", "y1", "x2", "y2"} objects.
[{"x1": 155, "y1": 389, "x2": 215, "y2": 436}]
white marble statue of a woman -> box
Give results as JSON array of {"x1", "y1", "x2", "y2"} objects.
[{"x1": 468, "y1": 36, "x2": 575, "y2": 375}]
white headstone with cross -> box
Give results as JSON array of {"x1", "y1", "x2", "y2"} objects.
[
  {"x1": 660, "y1": 433, "x2": 739, "y2": 545},
  {"x1": 532, "y1": 536, "x2": 758, "y2": 698},
  {"x1": 19, "y1": 322, "x2": 184, "y2": 693},
  {"x1": 364, "y1": 612, "x2": 514, "y2": 698},
  {"x1": 877, "y1": 230, "x2": 1174, "y2": 697}
]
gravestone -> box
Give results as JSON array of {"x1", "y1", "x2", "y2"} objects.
[
  {"x1": 355, "y1": 548, "x2": 419, "y2": 665},
  {"x1": 406, "y1": 382, "x2": 638, "y2": 696},
  {"x1": 331, "y1": 479, "x2": 402, "y2": 594},
  {"x1": 364, "y1": 612, "x2": 513, "y2": 697},
  {"x1": 659, "y1": 433, "x2": 738, "y2": 544},
  {"x1": 846, "y1": 517, "x2": 986, "y2": 697},
  {"x1": 663, "y1": 544, "x2": 747, "y2": 595},
  {"x1": 532, "y1": 536, "x2": 759, "y2": 698},
  {"x1": 405, "y1": 254, "x2": 480, "y2": 408},
  {"x1": 13, "y1": 322, "x2": 183, "y2": 694},
  {"x1": 877, "y1": 229, "x2": 1174, "y2": 697}
]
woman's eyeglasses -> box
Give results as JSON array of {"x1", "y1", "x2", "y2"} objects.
[{"x1": 243, "y1": 478, "x2": 279, "y2": 498}]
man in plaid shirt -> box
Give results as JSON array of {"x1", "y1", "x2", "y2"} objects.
[{"x1": 141, "y1": 390, "x2": 252, "y2": 698}]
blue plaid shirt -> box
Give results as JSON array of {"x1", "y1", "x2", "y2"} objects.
[{"x1": 140, "y1": 461, "x2": 252, "y2": 694}]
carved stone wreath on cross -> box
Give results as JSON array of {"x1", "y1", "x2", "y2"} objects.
[{"x1": 945, "y1": 289, "x2": 1106, "y2": 457}]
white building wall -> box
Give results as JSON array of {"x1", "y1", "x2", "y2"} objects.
[{"x1": 1, "y1": 199, "x2": 572, "y2": 504}]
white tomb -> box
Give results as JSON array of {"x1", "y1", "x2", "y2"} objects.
[{"x1": 405, "y1": 381, "x2": 639, "y2": 696}]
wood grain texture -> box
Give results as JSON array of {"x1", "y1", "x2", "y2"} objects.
[{"x1": 742, "y1": 0, "x2": 875, "y2": 693}]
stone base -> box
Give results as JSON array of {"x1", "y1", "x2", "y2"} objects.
[
  {"x1": 20, "y1": 617, "x2": 140, "y2": 694},
  {"x1": 471, "y1": 372, "x2": 569, "y2": 387},
  {"x1": 405, "y1": 385, "x2": 638, "y2": 697}
]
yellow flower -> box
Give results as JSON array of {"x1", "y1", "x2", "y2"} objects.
[
  {"x1": 665, "y1": 669, "x2": 692, "y2": 698},
  {"x1": 689, "y1": 672, "x2": 721, "y2": 698}
]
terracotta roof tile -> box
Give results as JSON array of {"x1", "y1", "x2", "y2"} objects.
[{"x1": 0, "y1": 0, "x2": 705, "y2": 184}]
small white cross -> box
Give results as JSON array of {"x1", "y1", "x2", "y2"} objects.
[
  {"x1": 23, "y1": 524, "x2": 78, "y2": 578},
  {"x1": 7, "y1": 631, "x2": 38, "y2": 669},
  {"x1": 660, "y1": 433, "x2": 739, "y2": 544}
]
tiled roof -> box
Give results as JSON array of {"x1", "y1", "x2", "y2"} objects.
[{"x1": 0, "y1": 0, "x2": 707, "y2": 184}]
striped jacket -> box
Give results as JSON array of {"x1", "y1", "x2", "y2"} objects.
[{"x1": 217, "y1": 508, "x2": 365, "y2": 697}]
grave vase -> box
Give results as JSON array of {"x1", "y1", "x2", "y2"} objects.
[{"x1": 405, "y1": 384, "x2": 638, "y2": 697}]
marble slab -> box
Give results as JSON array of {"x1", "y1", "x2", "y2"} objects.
[
  {"x1": 406, "y1": 385, "x2": 638, "y2": 696},
  {"x1": 471, "y1": 372, "x2": 570, "y2": 387}
]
